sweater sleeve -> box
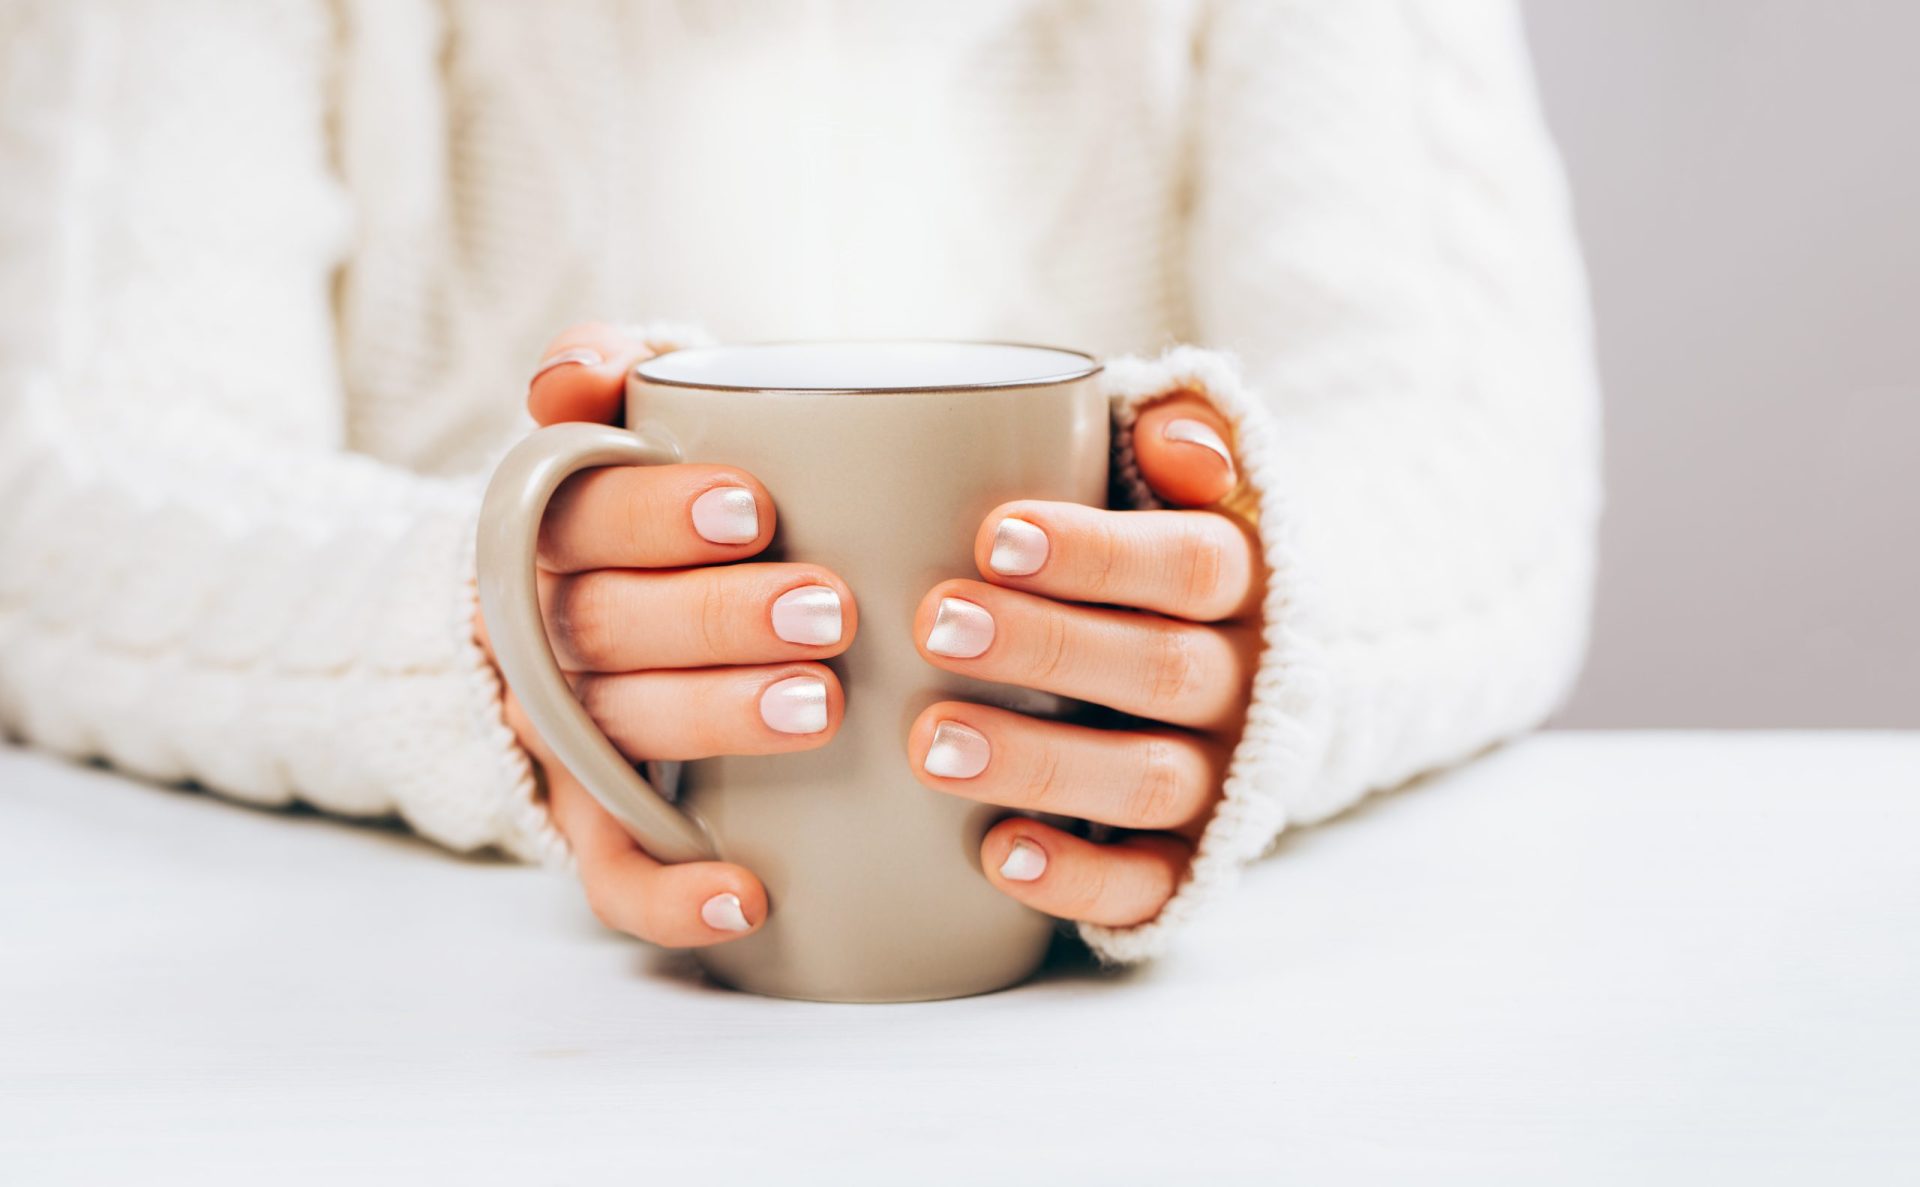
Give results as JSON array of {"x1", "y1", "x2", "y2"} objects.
[
  {"x1": 0, "y1": 1, "x2": 564, "y2": 861},
  {"x1": 1078, "y1": 0, "x2": 1602, "y2": 963}
]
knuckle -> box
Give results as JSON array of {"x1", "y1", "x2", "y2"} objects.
[
  {"x1": 1016, "y1": 745, "x2": 1067, "y2": 811},
  {"x1": 1081, "y1": 519, "x2": 1124, "y2": 600},
  {"x1": 695, "y1": 570, "x2": 743, "y2": 657},
  {"x1": 550, "y1": 576, "x2": 614, "y2": 666},
  {"x1": 1124, "y1": 737, "x2": 1189, "y2": 828},
  {"x1": 1144, "y1": 629, "x2": 1202, "y2": 716},
  {"x1": 1029, "y1": 606, "x2": 1074, "y2": 684},
  {"x1": 1175, "y1": 527, "x2": 1227, "y2": 612}
]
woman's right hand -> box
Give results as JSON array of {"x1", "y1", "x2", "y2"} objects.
[{"x1": 481, "y1": 323, "x2": 858, "y2": 948}]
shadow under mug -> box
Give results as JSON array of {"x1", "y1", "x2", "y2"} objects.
[{"x1": 478, "y1": 341, "x2": 1108, "y2": 1001}]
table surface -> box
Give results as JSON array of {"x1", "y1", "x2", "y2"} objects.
[{"x1": 2, "y1": 732, "x2": 1916, "y2": 1184}]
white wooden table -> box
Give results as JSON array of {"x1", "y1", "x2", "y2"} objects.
[{"x1": 2, "y1": 733, "x2": 1915, "y2": 1184}]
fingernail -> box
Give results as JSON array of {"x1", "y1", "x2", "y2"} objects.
[
  {"x1": 988, "y1": 517, "x2": 1049, "y2": 577},
  {"x1": 926, "y1": 597, "x2": 995, "y2": 658},
  {"x1": 533, "y1": 346, "x2": 602, "y2": 379},
  {"x1": 999, "y1": 840, "x2": 1047, "y2": 882},
  {"x1": 701, "y1": 892, "x2": 752, "y2": 932},
  {"x1": 1163, "y1": 417, "x2": 1236, "y2": 481},
  {"x1": 760, "y1": 675, "x2": 828, "y2": 734},
  {"x1": 924, "y1": 721, "x2": 991, "y2": 779},
  {"x1": 771, "y1": 584, "x2": 843, "y2": 646},
  {"x1": 692, "y1": 486, "x2": 759, "y2": 544}
]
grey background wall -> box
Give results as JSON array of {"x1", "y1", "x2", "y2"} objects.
[{"x1": 1522, "y1": 1, "x2": 1919, "y2": 727}]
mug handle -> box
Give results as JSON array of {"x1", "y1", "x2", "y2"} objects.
[{"x1": 476, "y1": 421, "x2": 717, "y2": 863}]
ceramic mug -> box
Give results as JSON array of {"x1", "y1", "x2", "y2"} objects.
[{"x1": 478, "y1": 341, "x2": 1107, "y2": 1001}]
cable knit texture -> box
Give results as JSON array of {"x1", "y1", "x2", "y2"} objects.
[{"x1": 0, "y1": 0, "x2": 1599, "y2": 964}]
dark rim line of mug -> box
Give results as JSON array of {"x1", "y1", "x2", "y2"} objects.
[{"x1": 630, "y1": 339, "x2": 1104, "y2": 395}]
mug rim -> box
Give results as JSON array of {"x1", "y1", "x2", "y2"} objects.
[{"x1": 630, "y1": 338, "x2": 1103, "y2": 395}]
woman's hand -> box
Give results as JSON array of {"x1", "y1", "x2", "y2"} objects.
[
  {"x1": 909, "y1": 398, "x2": 1260, "y2": 929},
  {"x1": 482, "y1": 323, "x2": 859, "y2": 948}
]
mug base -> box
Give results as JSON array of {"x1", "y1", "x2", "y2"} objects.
[{"x1": 693, "y1": 936, "x2": 1053, "y2": 1004}]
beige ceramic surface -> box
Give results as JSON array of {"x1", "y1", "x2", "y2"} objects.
[{"x1": 478, "y1": 342, "x2": 1107, "y2": 1001}]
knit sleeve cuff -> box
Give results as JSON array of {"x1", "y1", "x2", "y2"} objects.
[
  {"x1": 1076, "y1": 347, "x2": 1330, "y2": 965},
  {"x1": 451, "y1": 507, "x2": 571, "y2": 866}
]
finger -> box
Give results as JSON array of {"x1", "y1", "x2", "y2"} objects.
[
  {"x1": 1132, "y1": 395, "x2": 1238, "y2": 508},
  {"x1": 510, "y1": 685, "x2": 768, "y2": 944},
  {"x1": 980, "y1": 819, "x2": 1191, "y2": 928},
  {"x1": 540, "y1": 564, "x2": 856, "y2": 671},
  {"x1": 908, "y1": 702, "x2": 1221, "y2": 831},
  {"x1": 974, "y1": 500, "x2": 1259, "y2": 622},
  {"x1": 547, "y1": 761, "x2": 768, "y2": 948},
  {"x1": 539, "y1": 464, "x2": 776, "y2": 572},
  {"x1": 573, "y1": 663, "x2": 845, "y2": 761},
  {"x1": 914, "y1": 580, "x2": 1252, "y2": 730},
  {"x1": 527, "y1": 322, "x2": 656, "y2": 427}
]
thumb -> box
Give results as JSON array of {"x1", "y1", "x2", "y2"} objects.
[
  {"x1": 1131, "y1": 394, "x2": 1239, "y2": 508},
  {"x1": 526, "y1": 322, "x2": 661, "y2": 427}
]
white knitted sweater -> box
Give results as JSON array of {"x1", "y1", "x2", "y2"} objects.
[{"x1": 0, "y1": 0, "x2": 1599, "y2": 963}]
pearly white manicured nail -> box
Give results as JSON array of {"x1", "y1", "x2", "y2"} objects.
[
  {"x1": 924, "y1": 721, "x2": 991, "y2": 779},
  {"x1": 692, "y1": 486, "x2": 759, "y2": 544},
  {"x1": 1163, "y1": 417, "x2": 1236, "y2": 480},
  {"x1": 532, "y1": 346, "x2": 602, "y2": 379},
  {"x1": 926, "y1": 597, "x2": 995, "y2": 658},
  {"x1": 701, "y1": 892, "x2": 752, "y2": 932},
  {"x1": 988, "y1": 517, "x2": 1049, "y2": 576},
  {"x1": 999, "y1": 840, "x2": 1047, "y2": 882},
  {"x1": 760, "y1": 675, "x2": 828, "y2": 734},
  {"x1": 771, "y1": 584, "x2": 843, "y2": 646}
]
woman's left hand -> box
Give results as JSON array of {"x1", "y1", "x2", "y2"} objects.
[{"x1": 911, "y1": 395, "x2": 1262, "y2": 929}]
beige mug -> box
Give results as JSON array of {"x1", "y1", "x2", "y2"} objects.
[{"x1": 478, "y1": 341, "x2": 1107, "y2": 1001}]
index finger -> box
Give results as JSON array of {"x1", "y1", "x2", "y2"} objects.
[
  {"x1": 528, "y1": 322, "x2": 657, "y2": 427},
  {"x1": 974, "y1": 500, "x2": 1259, "y2": 622},
  {"x1": 539, "y1": 463, "x2": 778, "y2": 572}
]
